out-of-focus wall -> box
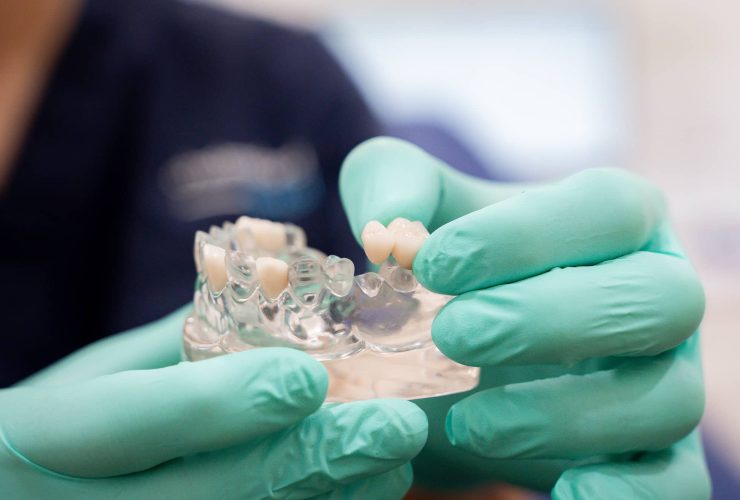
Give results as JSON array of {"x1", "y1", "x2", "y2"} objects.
[
  {"x1": 197, "y1": 0, "x2": 740, "y2": 475},
  {"x1": 618, "y1": 0, "x2": 740, "y2": 472}
]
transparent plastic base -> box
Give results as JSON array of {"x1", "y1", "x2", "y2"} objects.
[
  {"x1": 183, "y1": 313, "x2": 479, "y2": 402},
  {"x1": 183, "y1": 216, "x2": 480, "y2": 402}
]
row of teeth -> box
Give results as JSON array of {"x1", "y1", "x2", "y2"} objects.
[
  {"x1": 199, "y1": 216, "x2": 307, "y2": 300},
  {"x1": 361, "y1": 218, "x2": 430, "y2": 269},
  {"x1": 202, "y1": 245, "x2": 357, "y2": 301},
  {"x1": 199, "y1": 216, "x2": 428, "y2": 300},
  {"x1": 200, "y1": 216, "x2": 307, "y2": 261},
  {"x1": 203, "y1": 245, "x2": 293, "y2": 299}
]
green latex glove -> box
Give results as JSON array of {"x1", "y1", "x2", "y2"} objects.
[
  {"x1": 1, "y1": 306, "x2": 428, "y2": 499},
  {"x1": 340, "y1": 137, "x2": 710, "y2": 499}
]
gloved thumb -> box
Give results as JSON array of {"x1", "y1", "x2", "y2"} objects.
[
  {"x1": 339, "y1": 137, "x2": 515, "y2": 245},
  {"x1": 340, "y1": 137, "x2": 442, "y2": 241}
]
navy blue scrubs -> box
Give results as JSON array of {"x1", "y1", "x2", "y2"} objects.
[{"x1": 0, "y1": 0, "x2": 379, "y2": 386}]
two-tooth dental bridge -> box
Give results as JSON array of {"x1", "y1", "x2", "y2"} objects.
[
  {"x1": 361, "y1": 218, "x2": 429, "y2": 268},
  {"x1": 184, "y1": 216, "x2": 480, "y2": 401}
]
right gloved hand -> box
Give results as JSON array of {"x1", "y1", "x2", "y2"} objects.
[
  {"x1": 0, "y1": 307, "x2": 428, "y2": 499},
  {"x1": 339, "y1": 137, "x2": 708, "y2": 499}
]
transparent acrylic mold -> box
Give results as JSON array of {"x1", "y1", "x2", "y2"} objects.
[{"x1": 183, "y1": 216, "x2": 480, "y2": 402}]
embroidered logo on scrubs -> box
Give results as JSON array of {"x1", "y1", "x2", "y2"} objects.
[{"x1": 159, "y1": 142, "x2": 324, "y2": 221}]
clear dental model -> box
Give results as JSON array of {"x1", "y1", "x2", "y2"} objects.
[{"x1": 184, "y1": 216, "x2": 480, "y2": 401}]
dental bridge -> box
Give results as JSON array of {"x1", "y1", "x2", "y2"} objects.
[{"x1": 184, "y1": 216, "x2": 480, "y2": 401}]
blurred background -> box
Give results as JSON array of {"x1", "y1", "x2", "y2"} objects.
[
  {"x1": 195, "y1": 0, "x2": 740, "y2": 495},
  {"x1": 0, "y1": 0, "x2": 740, "y2": 499}
]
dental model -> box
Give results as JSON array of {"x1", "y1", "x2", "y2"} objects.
[{"x1": 184, "y1": 216, "x2": 479, "y2": 401}]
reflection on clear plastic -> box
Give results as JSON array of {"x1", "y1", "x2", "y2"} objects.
[{"x1": 184, "y1": 216, "x2": 479, "y2": 401}]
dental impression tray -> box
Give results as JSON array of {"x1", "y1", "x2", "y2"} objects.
[{"x1": 183, "y1": 216, "x2": 480, "y2": 402}]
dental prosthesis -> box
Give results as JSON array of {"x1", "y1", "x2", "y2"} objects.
[{"x1": 184, "y1": 216, "x2": 480, "y2": 401}]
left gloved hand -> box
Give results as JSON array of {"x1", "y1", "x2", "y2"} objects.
[
  {"x1": 339, "y1": 137, "x2": 710, "y2": 499},
  {"x1": 6, "y1": 306, "x2": 426, "y2": 499}
]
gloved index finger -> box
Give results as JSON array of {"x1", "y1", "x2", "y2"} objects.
[{"x1": 415, "y1": 167, "x2": 666, "y2": 295}]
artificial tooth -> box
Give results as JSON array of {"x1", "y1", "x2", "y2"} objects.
[
  {"x1": 235, "y1": 216, "x2": 253, "y2": 227},
  {"x1": 234, "y1": 217, "x2": 255, "y2": 251},
  {"x1": 388, "y1": 218, "x2": 429, "y2": 269},
  {"x1": 256, "y1": 257, "x2": 289, "y2": 299},
  {"x1": 237, "y1": 216, "x2": 286, "y2": 252},
  {"x1": 203, "y1": 243, "x2": 228, "y2": 292},
  {"x1": 361, "y1": 220, "x2": 394, "y2": 264},
  {"x1": 387, "y1": 217, "x2": 411, "y2": 235}
]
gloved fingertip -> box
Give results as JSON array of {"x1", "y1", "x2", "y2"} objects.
[
  {"x1": 398, "y1": 461, "x2": 415, "y2": 485},
  {"x1": 288, "y1": 350, "x2": 330, "y2": 408},
  {"x1": 411, "y1": 242, "x2": 436, "y2": 289},
  {"x1": 430, "y1": 298, "x2": 485, "y2": 366},
  {"x1": 412, "y1": 228, "x2": 470, "y2": 296},
  {"x1": 551, "y1": 469, "x2": 612, "y2": 500},
  {"x1": 412, "y1": 238, "x2": 451, "y2": 295},
  {"x1": 444, "y1": 401, "x2": 489, "y2": 457},
  {"x1": 392, "y1": 462, "x2": 415, "y2": 497},
  {"x1": 253, "y1": 348, "x2": 329, "y2": 412},
  {"x1": 373, "y1": 399, "x2": 429, "y2": 459},
  {"x1": 550, "y1": 475, "x2": 579, "y2": 500},
  {"x1": 430, "y1": 302, "x2": 463, "y2": 362},
  {"x1": 444, "y1": 404, "x2": 463, "y2": 448}
]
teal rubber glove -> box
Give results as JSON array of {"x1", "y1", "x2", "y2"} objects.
[
  {"x1": 340, "y1": 137, "x2": 710, "y2": 499},
  {"x1": 1, "y1": 306, "x2": 428, "y2": 499}
]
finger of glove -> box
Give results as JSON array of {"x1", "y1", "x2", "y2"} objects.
[
  {"x1": 433, "y1": 251, "x2": 705, "y2": 366},
  {"x1": 3, "y1": 348, "x2": 327, "y2": 478},
  {"x1": 309, "y1": 464, "x2": 413, "y2": 500},
  {"x1": 415, "y1": 167, "x2": 666, "y2": 295},
  {"x1": 339, "y1": 137, "x2": 516, "y2": 242},
  {"x1": 445, "y1": 345, "x2": 704, "y2": 460},
  {"x1": 17, "y1": 305, "x2": 191, "y2": 388},
  {"x1": 1, "y1": 403, "x2": 424, "y2": 499},
  {"x1": 552, "y1": 431, "x2": 711, "y2": 500},
  {"x1": 235, "y1": 400, "x2": 425, "y2": 499},
  {"x1": 114, "y1": 400, "x2": 426, "y2": 499}
]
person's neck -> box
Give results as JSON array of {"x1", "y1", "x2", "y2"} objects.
[{"x1": 0, "y1": 0, "x2": 82, "y2": 192}]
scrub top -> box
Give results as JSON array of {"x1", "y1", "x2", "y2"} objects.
[{"x1": 0, "y1": 0, "x2": 379, "y2": 387}]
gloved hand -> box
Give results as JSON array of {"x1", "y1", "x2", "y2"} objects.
[
  {"x1": 1, "y1": 306, "x2": 428, "y2": 499},
  {"x1": 340, "y1": 137, "x2": 710, "y2": 499}
]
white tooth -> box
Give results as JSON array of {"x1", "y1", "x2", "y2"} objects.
[
  {"x1": 361, "y1": 220, "x2": 394, "y2": 264},
  {"x1": 236, "y1": 216, "x2": 254, "y2": 226},
  {"x1": 234, "y1": 216, "x2": 256, "y2": 250},
  {"x1": 388, "y1": 218, "x2": 429, "y2": 269},
  {"x1": 203, "y1": 243, "x2": 228, "y2": 291},
  {"x1": 256, "y1": 257, "x2": 289, "y2": 299},
  {"x1": 238, "y1": 218, "x2": 286, "y2": 252},
  {"x1": 387, "y1": 217, "x2": 411, "y2": 236}
]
